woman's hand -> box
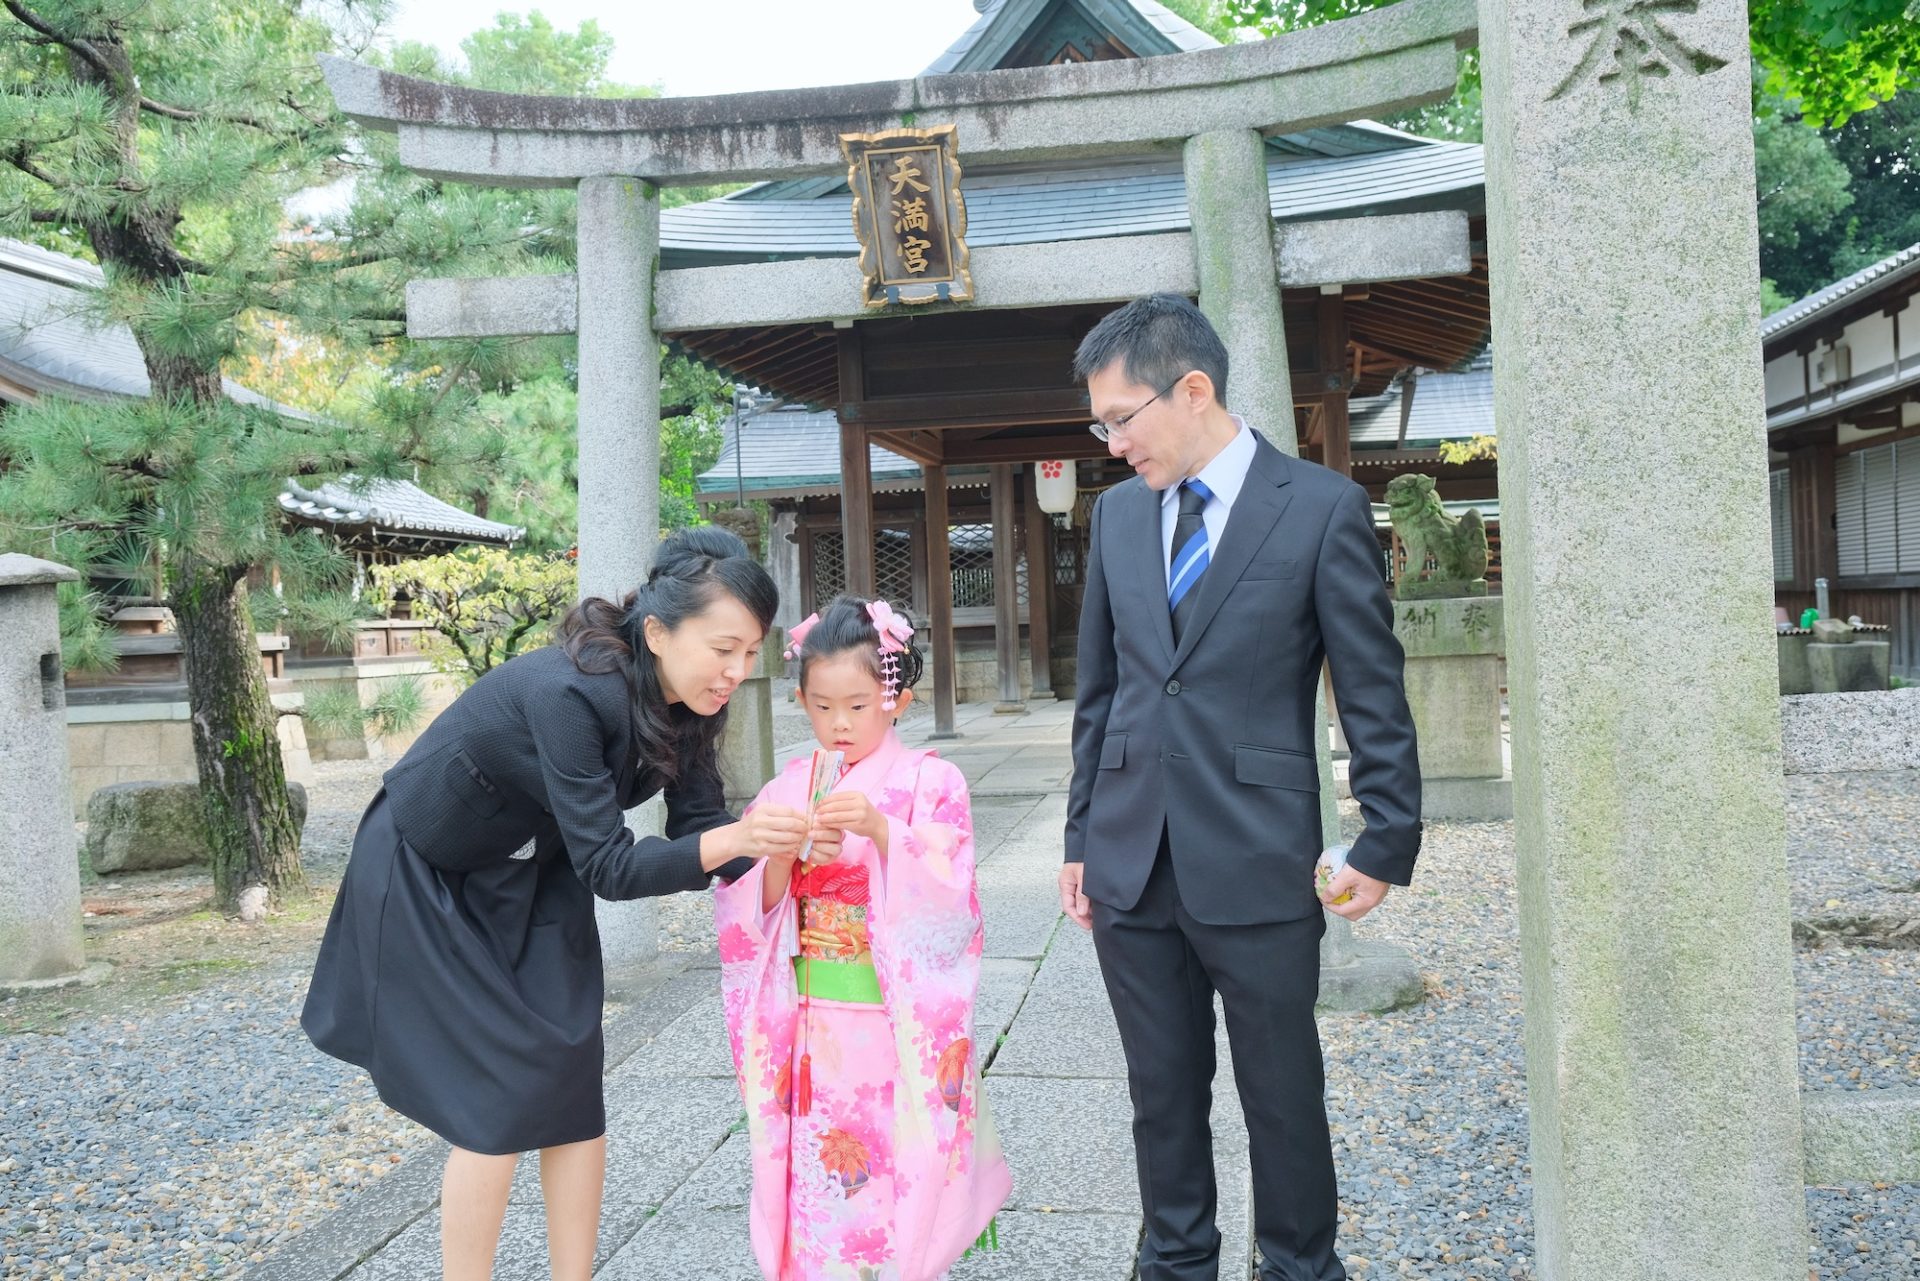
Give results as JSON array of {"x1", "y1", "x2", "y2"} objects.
[
  {"x1": 732, "y1": 803, "x2": 807, "y2": 861},
  {"x1": 813, "y1": 792, "x2": 888, "y2": 851}
]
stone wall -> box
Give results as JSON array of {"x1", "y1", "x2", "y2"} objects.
[{"x1": 66, "y1": 694, "x2": 312, "y2": 818}]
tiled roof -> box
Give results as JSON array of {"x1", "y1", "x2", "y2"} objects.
[
  {"x1": 697, "y1": 407, "x2": 919, "y2": 496},
  {"x1": 0, "y1": 238, "x2": 287, "y2": 412},
  {"x1": 924, "y1": 0, "x2": 1220, "y2": 75},
  {"x1": 0, "y1": 239, "x2": 514, "y2": 546},
  {"x1": 1350, "y1": 349, "x2": 1494, "y2": 448},
  {"x1": 1761, "y1": 241, "x2": 1920, "y2": 346},
  {"x1": 663, "y1": 143, "x2": 1483, "y2": 261},
  {"x1": 696, "y1": 406, "x2": 995, "y2": 498},
  {"x1": 279, "y1": 476, "x2": 524, "y2": 544}
]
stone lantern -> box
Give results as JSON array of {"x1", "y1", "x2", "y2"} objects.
[{"x1": 0, "y1": 554, "x2": 90, "y2": 989}]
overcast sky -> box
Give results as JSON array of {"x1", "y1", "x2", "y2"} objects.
[{"x1": 376, "y1": 0, "x2": 986, "y2": 96}]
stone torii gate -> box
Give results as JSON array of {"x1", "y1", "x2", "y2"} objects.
[{"x1": 322, "y1": 0, "x2": 1809, "y2": 1276}]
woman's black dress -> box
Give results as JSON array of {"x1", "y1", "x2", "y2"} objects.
[{"x1": 302, "y1": 645, "x2": 746, "y2": 1155}]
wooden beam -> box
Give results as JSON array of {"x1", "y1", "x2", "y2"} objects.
[
  {"x1": 943, "y1": 435, "x2": 1112, "y2": 465},
  {"x1": 840, "y1": 389, "x2": 1091, "y2": 430},
  {"x1": 869, "y1": 429, "x2": 943, "y2": 467},
  {"x1": 837, "y1": 330, "x2": 875, "y2": 597},
  {"x1": 1023, "y1": 466, "x2": 1055, "y2": 700},
  {"x1": 924, "y1": 463, "x2": 958, "y2": 737},
  {"x1": 990, "y1": 464, "x2": 1026, "y2": 713},
  {"x1": 1319, "y1": 291, "x2": 1352, "y2": 477}
]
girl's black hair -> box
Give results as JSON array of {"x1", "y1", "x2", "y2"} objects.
[
  {"x1": 796, "y1": 594, "x2": 926, "y2": 697},
  {"x1": 555, "y1": 526, "x2": 778, "y2": 788}
]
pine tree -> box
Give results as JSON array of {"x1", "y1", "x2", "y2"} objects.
[{"x1": 0, "y1": 0, "x2": 511, "y2": 915}]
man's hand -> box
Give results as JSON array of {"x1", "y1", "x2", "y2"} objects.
[
  {"x1": 1059, "y1": 861, "x2": 1092, "y2": 930},
  {"x1": 1319, "y1": 864, "x2": 1390, "y2": 921}
]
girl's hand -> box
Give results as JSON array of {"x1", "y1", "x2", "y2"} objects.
[
  {"x1": 813, "y1": 792, "x2": 886, "y2": 847},
  {"x1": 802, "y1": 824, "x2": 843, "y2": 867}
]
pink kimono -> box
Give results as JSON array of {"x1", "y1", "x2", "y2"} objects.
[{"x1": 714, "y1": 730, "x2": 1011, "y2": 1281}]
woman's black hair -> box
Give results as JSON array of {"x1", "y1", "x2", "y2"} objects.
[
  {"x1": 795, "y1": 594, "x2": 926, "y2": 700},
  {"x1": 555, "y1": 526, "x2": 778, "y2": 788}
]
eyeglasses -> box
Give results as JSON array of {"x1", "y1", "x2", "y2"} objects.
[{"x1": 1088, "y1": 375, "x2": 1185, "y2": 443}]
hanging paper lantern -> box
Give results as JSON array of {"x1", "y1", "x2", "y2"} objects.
[{"x1": 1034, "y1": 459, "x2": 1076, "y2": 515}]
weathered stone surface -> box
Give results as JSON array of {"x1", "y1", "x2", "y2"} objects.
[
  {"x1": 1805, "y1": 639, "x2": 1890, "y2": 694},
  {"x1": 577, "y1": 173, "x2": 663, "y2": 976},
  {"x1": 508, "y1": 1075, "x2": 740, "y2": 1207},
  {"x1": 1316, "y1": 939, "x2": 1425, "y2": 1013},
  {"x1": 1800, "y1": 1088, "x2": 1920, "y2": 1184},
  {"x1": 403, "y1": 273, "x2": 574, "y2": 338},
  {"x1": 322, "y1": 2, "x2": 1474, "y2": 185},
  {"x1": 1479, "y1": 0, "x2": 1807, "y2": 1275},
  {"x1": 84, "y1": 780, "x2": 309, "y2": 874},
  {"x1": 1420, "y1": 774, "x2": 1514, "y2": 822},
  {"x1": 1392, "y1": 595, "x2": 1503, "y2": 659},
  {"x1": 1275, "y1": 209, "x2": 1472, "y2": 288},
  {"x1": 716, "y1": 673, "x2": 775, "y2": 806},
  {"x1": 1186, "y1": 127, "x2": 1295, "y2": 440},
  {"x1": 1403, "y1": 655, "x2": 1503, "y2": 780},
  {"x1": 1779, "y1": 688, "x2": 1920, "y2": 773},
  {"x1": 987, "y1": 1076, "x2": 1140, "y2": 1211},
  {"x1": 0, "y1": 558, "x2": 85, "y2": 984},
  {"x1": 415, "y1": 212, "x2": 1476, "y2": 339},
  {"x1": 986, "y1": 923, "x2": 1127, "y2": 1079}
]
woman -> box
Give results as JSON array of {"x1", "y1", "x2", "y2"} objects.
[{"x1": 302, "y1": 526, "x2": 826, "y2": 1280}]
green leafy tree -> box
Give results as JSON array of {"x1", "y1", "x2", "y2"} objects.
[
  {"x1": 1749, "y1": 0, "x2": 1920, "y2": 128},
  {"x1": 374, "y1": 546, "x2": 576, "y2": 685},
  {"x1": 355, "y1": 15, "x2": 734, "y2": 548},
  {"x1": 1227, "y1": 1, "x2": 1916, "y2": 134},
  {"x1": 0, "y1": 0, "x2": 591, "y2": 914}
]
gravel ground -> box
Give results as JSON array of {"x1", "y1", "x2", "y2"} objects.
[
  {"x1": 1787, "y1": 770, "x2": 1920, "y2": 944},
  {"x1": 5, "y1": 752, "x2": 1915, "y2": 1279},
  {"x1": 1328, "y1": 802, "x2": 1920, "y2": 1280}
]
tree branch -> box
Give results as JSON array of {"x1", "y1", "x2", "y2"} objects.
[
  {"x1": 2, "y1": 0, "x2": 123, "y2": 88},
  {"x1": 6, "y1": 146, "x2": 67, "y2": 190},
  {"x1": 0, "y1": 3, "x2": 280, "y2": 133},
  {"x1": 137, "y1": 96, "x2": 271, "y2": 131}
]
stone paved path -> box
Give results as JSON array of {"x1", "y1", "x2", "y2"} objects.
[{"x1": 254, "y1": 698, "x2": 1242, "y2": 1280}]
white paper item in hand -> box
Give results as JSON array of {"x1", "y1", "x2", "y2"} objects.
[{"x1": 796, "y1": 748, "x2": 844, "y2": 864}]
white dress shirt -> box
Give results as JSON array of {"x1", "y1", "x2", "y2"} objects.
[{"x1": 1161, "y1": 416, "x2": 1258, "y2": 591}]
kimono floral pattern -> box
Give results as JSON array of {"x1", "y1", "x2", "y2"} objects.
[{"x1": 715, "y1": 732, "x2": 1011, "y2": 1281}]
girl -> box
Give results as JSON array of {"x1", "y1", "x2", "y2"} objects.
[
  {"x1": 304, "y1": 526, "x2": 828, "y2": 1281},
  {"x1": 715, "y1": 595, "x2": 1011, "y2": 1281}
]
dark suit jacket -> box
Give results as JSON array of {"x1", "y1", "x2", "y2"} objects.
[
  {"x1": 1065, "y1": 431, "x2": 1421, "y2": 925},
  {"x1": 380, "y1": 645, "x2": 753, "y2": 899}
]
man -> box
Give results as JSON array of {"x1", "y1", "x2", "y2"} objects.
[{"x1": 1061, "y1": 293, "x2": 1421, "y2": 1281}]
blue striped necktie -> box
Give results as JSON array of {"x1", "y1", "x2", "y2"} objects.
[{"x1": 1168, "y1": 478, "x2": 1212, "y2": 642}]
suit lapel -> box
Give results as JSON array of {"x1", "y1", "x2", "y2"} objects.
[
  {"x1": 1126, "y1": 478, "x2": 1176, "y2": 667},
  {"x1": 1170, "y1": 433, "x2": 1294, "y2": 670}
]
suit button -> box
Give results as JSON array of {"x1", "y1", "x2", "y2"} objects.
[{"x1": 1165, "y1": 679, "x2": 1181, "y2": 696}]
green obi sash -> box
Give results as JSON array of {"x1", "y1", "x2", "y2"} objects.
[{"x1": 793, "y1": 955, "x2": 883, "y2": 1004}]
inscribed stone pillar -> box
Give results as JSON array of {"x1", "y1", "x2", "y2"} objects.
[
  {"x1": 577, "y1": 174, "x2": 663, "y2": 975},
  {"x1": 1185, "y1": 129, "x2": 1409, "y2": 1000},
  {"x1": 1478, "y1": 2, "x2": 1807, "y2": 1276},
  {"x1": 0, "y1": 555, "x2": 87, "y2": 987}
]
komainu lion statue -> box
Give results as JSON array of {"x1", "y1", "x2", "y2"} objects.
[{"x1": 1385, "y1": 473, "x2": 1487, "y2": 590}]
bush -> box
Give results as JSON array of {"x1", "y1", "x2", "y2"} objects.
[{"x1": 375, "y1": 547, "x2": 577, "y2": 686}]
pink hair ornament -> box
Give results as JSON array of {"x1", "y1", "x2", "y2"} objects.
[
  {"x1": 866, "y1": 599, "x2": 915, "y2": 710},
  {"x1": 783, "y1": 612, "x2": 820, "y2": 661}
]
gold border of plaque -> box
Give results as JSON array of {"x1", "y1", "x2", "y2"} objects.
[{"x1": 841, "y1": 125, "x2": 973, "y2": 309}]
